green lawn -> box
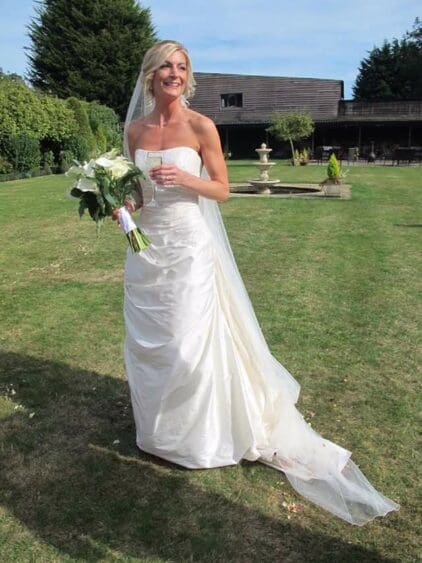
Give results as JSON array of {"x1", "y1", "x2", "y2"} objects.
[{"x1": 0, "y1": 163, "x2": 420, "y2": 562}]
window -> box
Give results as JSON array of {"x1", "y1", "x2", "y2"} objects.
[{"x1": 221, "y1": 93, "x2": 243, "y2": 108}]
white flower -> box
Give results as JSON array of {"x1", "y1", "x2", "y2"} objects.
[
  {"x1": 67, "y1": 159, "x2": 96, "y2": 179},
  {"x1": 83, "y1": 159, "x2": 97, "y2": 178},
  {"x1": 95, "y1": 155, "x2": 132, "y2": 179},
  {"x1": 95, "y1": 156, "x2": 115, "y2": 169},
  {"x1": 75, "y1": 177, "x2": 99, "y2": 193},
  {"x1": 109, "y1": 158, "x2": 131, "y2": 179}
]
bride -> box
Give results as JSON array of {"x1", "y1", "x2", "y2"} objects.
[{"x1": 121, "y1": 40, "x2": 399, "y2": 525}]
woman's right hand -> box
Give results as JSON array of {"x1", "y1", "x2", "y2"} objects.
[
  {"x1": 112, "y1": 198, "x2": 138, "y2": 224},
  {"x1": 112, "y1": 208, "x2": 121, "y2": 222}
]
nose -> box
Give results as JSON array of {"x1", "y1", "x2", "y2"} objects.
[{"x1": 169, "y1": 65, "x2": 179, "y2": 77}]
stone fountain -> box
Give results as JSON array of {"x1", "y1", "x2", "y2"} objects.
[{"x1": 249, "y1": 143, "x2": 279, "y2": 194}]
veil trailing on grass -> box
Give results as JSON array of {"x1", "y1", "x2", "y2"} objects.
[{"x1": 123, "y1": 71, "x2": 399, "y2": 525}]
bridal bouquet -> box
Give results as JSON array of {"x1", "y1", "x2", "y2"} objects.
[{"x1": 68, "y1": 149, "x2": 150, "y2": 252}]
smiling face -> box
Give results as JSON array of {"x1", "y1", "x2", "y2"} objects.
[
  {"x1": 141, "y1": 41, "x2": 196, "y2": 104},
  {"x1": 152, "y1": 50, "x2": 188, "y2": 101}
]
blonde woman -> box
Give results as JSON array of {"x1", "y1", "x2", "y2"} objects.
[{"x1": 120, "y1": 40, "x2": 399, "y2": 526}]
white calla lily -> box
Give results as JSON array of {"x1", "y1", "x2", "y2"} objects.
[
  {"x1": 95, "y1": 157, "x2": 115, "y2": 168},
  {"x1": 76, "y1": 177, "x2": 99, "y2": 193},
  {"x1": 67, "y1": 158, "x2": 97, "y2": 178},
  {"x1": 83, "y1": 159, "x2": 97, "y2": 177},
  {"x1": 109, "y1": 159, "x2": 131, "y2": 179}
]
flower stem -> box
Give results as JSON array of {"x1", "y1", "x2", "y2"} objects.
[{"x1": 126, "y1": 228, "x2": 150, "y2": 253}]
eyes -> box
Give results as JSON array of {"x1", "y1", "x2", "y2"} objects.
[{"x1": 160, "y1": 62, "x2": 187, "y2": 71}]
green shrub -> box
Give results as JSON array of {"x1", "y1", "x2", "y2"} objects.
[
  {"x1": 0, "y1": 75, "x2": 48, "y2": 139},
  {"x1": 1, "y1": 135, "x2": 41, "y2": 172},
  {"x1": 86, "y1": 101, "x2": 122, "y2": 150},
  {"x1": 40, "y1": 94, "x2": 77, "y2": 142},
  {"x1": 42, "y1": 150, "x2": 55, "y2": 174},
  {"x1": 0, "y1": 76, "x2": 78, "y2": 167},
  {"x1": 59, "y1": 149, "x2": 74, "y2": 173},
  {"x1": 0, "y1": 155, "x2": 13, "y2": 174},
  {"x1": 62, "y1": 136, "x2": 90, "y2": 163},
  {"x1": 95, "y1": 124, "x2": 107, "y2": 153},
  {"x1": 327, "y1": 153, "x2": 341, "y2": 178},
  {"x1": 66, "y1": 97, "x2": 97, "y2": 159}
]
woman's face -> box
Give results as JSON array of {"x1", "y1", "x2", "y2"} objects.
[{"x1": 152, "y1": 50, "x2": 188, "y2": 101}]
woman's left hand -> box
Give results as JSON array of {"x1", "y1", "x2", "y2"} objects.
[{"x1": 149, "y1": 164, "x2": 188, "y2": 187}]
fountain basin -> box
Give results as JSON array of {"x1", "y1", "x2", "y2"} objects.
[
  {"x1": 248, "y1": 180, "x2": 280, "y2": 194},
  {"x1": 229, "y1": 183, "x2": 351, "y2": 198}
]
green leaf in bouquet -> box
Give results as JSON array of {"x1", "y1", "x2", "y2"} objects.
[
  {"x1": 95, "y1": 217, "x2": 105, "y2": 236},
  {"x1": 78, "y1": 199, "x2": 87, "y2": 218},
  {"x1": 95, "y1": 192, "x2": 106, "y2": 215},
  {"x1": 70, "y1": 186, "x2": 83, "y2": 198},
  {"x1": 80, "y1": 192, "x2": 100, "y2": 221},
  {"x1": 102, "y1": 182, "x2": 118, "y2": 208}
]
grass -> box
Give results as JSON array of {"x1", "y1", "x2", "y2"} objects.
[{"x1": 0, "y1": 163, "x2": 421, "y2": 562}]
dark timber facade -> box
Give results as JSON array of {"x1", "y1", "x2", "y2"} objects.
[{"x1": 190, "y1": 72, "x2": 422, "y2": 160}]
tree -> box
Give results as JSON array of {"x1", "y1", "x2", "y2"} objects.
[
  {"x1": 27, "y1": 0, "x2": 157, "y2": 119},
  {"x1": 267, "y1": 112, "x2": 314, "y2": 166},
  {"x1": 406, "y1": 16, "x2": 422, "y2": 47},
  {"x1": 353, "y1": 18, "x2": 422, "y2": 101}
]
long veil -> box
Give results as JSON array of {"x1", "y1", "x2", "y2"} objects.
[{"x1": 123, "y1": 72, "x2": 399, "y2": 526}]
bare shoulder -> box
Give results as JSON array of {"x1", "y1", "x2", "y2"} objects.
[
  {"x1": 126, "y1": 118, "x2": 148, "y2": 158},
  {"x1": 187, "y1": 109, "x2": 217, "y2": 135},
  {"x1": 186, "y1": 109, "x2": 219, "y2": 147},
  {"x1": 127, "y1": 118, "x2": 147, "y2": 139}
]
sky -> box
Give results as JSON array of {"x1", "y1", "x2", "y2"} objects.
[{"x1": 0, "y1": 0, "x2": 419, "y2": 99}]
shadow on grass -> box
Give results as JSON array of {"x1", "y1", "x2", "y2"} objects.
[
  {"x1": 0, "y1": 351, "x2": 394, "y2": 562},
  {"x1": 393, "y1": 224, "x2": 422, "y2": 228}
]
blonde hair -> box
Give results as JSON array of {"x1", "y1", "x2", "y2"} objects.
[{"x1": 141, "y1": 40, "x2": 196, "y2": 100}]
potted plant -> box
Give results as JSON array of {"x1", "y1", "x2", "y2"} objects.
[
  {"x1": 298, "y1": 148, "x2": 309, "y2": 165},
  {"x1": 319, "y1": 153, "x2": 344, "y2": 195}
]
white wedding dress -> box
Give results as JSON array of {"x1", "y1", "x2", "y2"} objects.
[{"x1": 124, "y1": 146, "x2": 399, "y2": 525}]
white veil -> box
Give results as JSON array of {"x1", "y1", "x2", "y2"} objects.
[{"x1": 123, "y1": 66, "x2": 399, "y2": 526}]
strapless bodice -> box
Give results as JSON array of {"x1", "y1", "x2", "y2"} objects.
[{"x1": 135, "y1": 147, "x2": 202, "y2": 208}]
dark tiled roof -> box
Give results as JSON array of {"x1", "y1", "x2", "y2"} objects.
[
  {"x1": 190, "y1": 72, "x2": 343, "y2": 124},
  {"x1": 337, "y1": 100, "x2": 422, "y2": 122}
]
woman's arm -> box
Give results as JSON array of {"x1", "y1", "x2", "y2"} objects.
[{"x1": 196, "y1": 116, "x2": 230, "y2": 202}]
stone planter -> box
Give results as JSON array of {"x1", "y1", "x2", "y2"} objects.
[
  {"x1": 325, "y1": 184, "x2": 341, "y2": 196},
  {"x1": 320, "y1": 177, "x2": 342, "y2": 196}
]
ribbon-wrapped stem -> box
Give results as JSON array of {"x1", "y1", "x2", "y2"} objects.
[{"x1": 118, "y1": 206, "x2": 150, "y2": 253}]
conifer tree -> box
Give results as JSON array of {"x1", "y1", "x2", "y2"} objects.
[
  {"x1": 353, "y1": 18, "x2": 422, "y2": 101},
  {"x1": 27, "y1": 0, "x2": 156, "y2": 119}
]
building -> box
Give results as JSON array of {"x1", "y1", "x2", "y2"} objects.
[{"x1": 190, "y1": 72, "x2": 422, "y2": 160}]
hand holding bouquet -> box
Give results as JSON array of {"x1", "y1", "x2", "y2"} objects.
[{"x1": 68, "y1": 149, "x2": 150, "y2": 252}]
